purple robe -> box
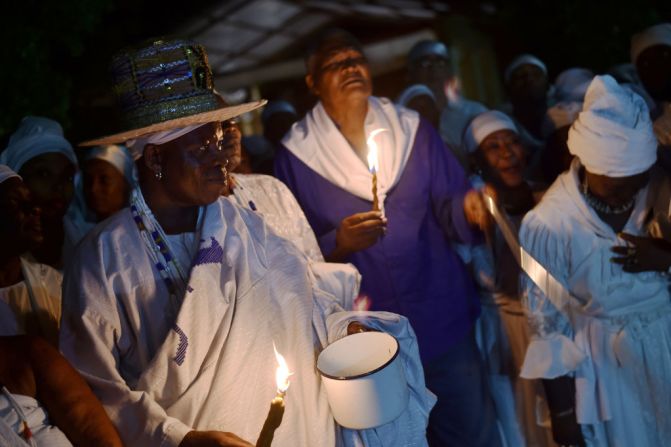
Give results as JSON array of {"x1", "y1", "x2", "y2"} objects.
[{"x1": 276, "y1": 118, "x2": 480, "y2": 363}]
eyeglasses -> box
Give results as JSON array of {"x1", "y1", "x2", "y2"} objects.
[{"x1": 319, "y1": 56, "x2": 368, "y2": 74}]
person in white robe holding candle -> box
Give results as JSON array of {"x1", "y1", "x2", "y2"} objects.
[
  {"x1": 519, "y1": 75, "x2": 671, "y2": 446},
  {"x1": 60, "y1": 38, "x2": 434, "y2": 447}
]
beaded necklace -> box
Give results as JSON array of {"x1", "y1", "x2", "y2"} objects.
[
  {"x1": 130, "y1": 188, "x2": 201, "y2": 318},
  {"x1": 581, "y1": 177, "x2": 635, "y2": 215}
]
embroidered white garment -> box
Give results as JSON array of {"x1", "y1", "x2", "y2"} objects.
[
  {"x1": 519, "y1": 159, "x2": 671, "y2": 446},
  {"x1": 60, "y1": 193, "x2": 432, "y2": 447},
  {"x1": 228, "y1": 173, "x2": 323, "y2": 262},
  {"x1": 282, "y1": 97, "x2": 419, "y2": 211}
]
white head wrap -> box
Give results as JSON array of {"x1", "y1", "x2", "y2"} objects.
[
  {"x1": 0, "y1": 116, "x2": 77, "y2": 173},
  {"x1": 567, "y1": 75, "x2": 657, "y2": 177},
  {"x1": 0, "y1": 165, "x2": 21, "y2": 185},
  {"x1": 630, "y1": 23, "x2": 671, "y2": 64},
  {"x1": 504, "y1": 54, "x2": 547, "y2": 83},
  {"x1": 396, "y1": 84, "x2": 436, "y2": 107},
  {"x1": 542, "y1": 101, "x2": 583, "y2": 137},
  {"x1": 463, "y1": 110, "x2": 518, "y2": 154},
  {"x1": 85, "y1": 145, "x2": 136, "y2": 186},
  {"x1": 125, "y1": 123, "x2": 206, "y2": 159},
  {"x1": 554, "y1": 68, "x2": 594, "y2": 102}
]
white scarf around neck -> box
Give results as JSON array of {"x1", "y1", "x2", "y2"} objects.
[{"x1": 282, "y1": 97, "x2": 419, "y2": 212}]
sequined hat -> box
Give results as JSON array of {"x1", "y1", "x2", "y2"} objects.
[{"x1": 80, "y1": 38, "x2": 266, "y2": 146}]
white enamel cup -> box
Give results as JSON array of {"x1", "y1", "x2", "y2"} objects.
[{"x1": 317, "y1": 331, "x2": 409, "y2": 429}]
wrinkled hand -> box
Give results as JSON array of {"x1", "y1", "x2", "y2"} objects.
[
  {"x1": 550, "y1": 409, "x2": 585, "y2": 447},
  {"x1": 328, "y1": 211, "x2": 386, "y2": 262},
  {"x1": 611, "y1": 233, "x2": 671, "y2": 273},
  {"x1": 179, "y1": 430, "x2": 252, "y2": 447},
  {"x1": 463, "y1": 188, "x2": 494, "y2": 232}
]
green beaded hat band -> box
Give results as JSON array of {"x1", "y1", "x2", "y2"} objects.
[{"x1": 80, "y1": 38, "x2": 266, "y2": 147}]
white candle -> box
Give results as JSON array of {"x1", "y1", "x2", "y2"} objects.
[
  {"x1": 367, "y1": 129, "x2": 386, "y2": 211},
  {"x1": 257, "y1": 344, "x2": 291, "y2": 447}
]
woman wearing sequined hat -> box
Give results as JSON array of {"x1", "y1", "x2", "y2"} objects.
[{"x1": 519, "y1": 75, "x2": 671, "y2": 446}]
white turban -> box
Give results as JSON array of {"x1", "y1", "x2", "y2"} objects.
[
  {"x1": 0, "y1": 165, "x2": 21, "y2": 185},
  {"x1": 504, "y1": 54, "x2": 547, "y2": 83},
  {"x1": 396, "y1": 84, "x2": 436, "y2": 107},
  {"x1": 125, "y1": 124, "x2": 206, "y2": 159},
  {"x1": 463, "y1": 110, "x2": 518, "y2": 154},
  {"x1": 0, "y1": 116, "x2": 77, "y2": 173},
  {"x1": 567, "y1": 75, "x2": 657, "y2": 177},
  {"x1": 554, "y1": 68, "x2": 594, "y2": 102},
  {"x1": 85, "y1": 145, "x2": 136, "y2": 186},
  {"x1": 542, "y1": 101, "x2": 583, "y2": 137},
  {"x1": 630, "y1": 23, "x2": 671, "y2": 64}
]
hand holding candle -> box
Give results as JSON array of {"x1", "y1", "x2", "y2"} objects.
[{"x1": 256, "y1": 344, "x2": 291, "y2": 447}]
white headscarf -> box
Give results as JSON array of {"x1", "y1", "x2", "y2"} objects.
[
  {"x1": 504, "y1": 54, "x2": 547, "y2": 83},
  {"x1": 396, "y1": 84, "x2": 436, "y2": 107},
  {"x1": 554, "y1": 68, "x2": 594, "y2": 102},
  {"x1": 567, "y1": 75, "x2": 657, "y2": 177},
  {"x1": 0, "y1": 116, "x2": 77, "y2": 173},
  {"x1": 125, "y1": 124, "x2": 206, "y2": 159},
  {"x1": 282, "y1": 97, "x2": 419, "y2": 212},
  {"x1": 542, "y1": 101, "x2": 583, "y2": 137},
  {"x1": 630, "y1": 23, "x2": 671, "y2": 64},
  {"x1": 85, "y1": 145, "x2": 136, "y2": 186},
  {"x1": 463, "y1": 110, "x2": 518, "y2": 153},
  {"x1": 0, "y1": 165, "x2": 21, "y2": 185}
]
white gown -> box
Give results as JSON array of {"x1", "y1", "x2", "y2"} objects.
[
  {"x1": 0, "y1": 257, "x2": 62, "y2": 345},
  {"x1": 60, "y1": 196, "x2": 433, "y2": 447},
  {"x1": 519, "y1": 159, "x2": 671, "y2": 447},
  {"x1": 228, "y1": 173, "x2": 323, "y2": 262}
]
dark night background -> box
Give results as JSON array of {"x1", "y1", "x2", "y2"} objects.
[{"x1": 1, "y1": 0, "x2": 669, "y2": 145}]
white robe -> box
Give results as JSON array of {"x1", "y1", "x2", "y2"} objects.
[
  {"x1": 519, "y1": 159, "x2": 671, "y2": 446},
  {"x1": 0, "y1": 391, "x2": 71, "y2": 447},
  {"x1": 228, "y1": 174, "x2": 324, "y2": 263},
  {"x1": 60, "y1": 196, "x2": 431, "y2": 447},
  {"x1": 0, "y1": 257, "x2": 61, "y2": 345}
]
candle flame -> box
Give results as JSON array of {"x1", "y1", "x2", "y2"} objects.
[
  {"x1": 367, "y1": 128, "x2": 387, "y2": 174},
  {"x1": 353, "y1": 295, "x2": 372, "y2": 311},
  {"x1": 273, "y1": 342, "x2": 291, "y2": 393}
]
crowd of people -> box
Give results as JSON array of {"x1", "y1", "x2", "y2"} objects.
[{"x1": 0, "y1": 19, "x2": 670, "y2": 447}]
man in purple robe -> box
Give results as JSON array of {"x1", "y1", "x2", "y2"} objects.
[{"x1": 275, "y1": 29, "x2": 501, "y2": 447}]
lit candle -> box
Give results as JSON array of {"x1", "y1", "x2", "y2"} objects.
[
  {"x1": 256, "y1": 343, "x2": 291, "y2": 447},
  {"x1": 367, "y1": 129, "x2": 386, "y2": 212}
]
